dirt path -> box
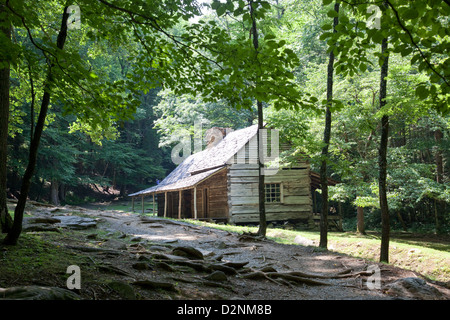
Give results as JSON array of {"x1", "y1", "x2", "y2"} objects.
[
  {"x1": 8, "y1": 201, "x2": 449, "y2": 301},
  {"x1": 73, "y1": 208, "x2": 447, "y2": 300}
]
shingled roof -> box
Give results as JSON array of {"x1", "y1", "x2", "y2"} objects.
[{"x1": 129, "y1": 125, "x2": 258, "y2": 197}]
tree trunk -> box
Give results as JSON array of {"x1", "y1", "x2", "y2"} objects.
[
  {"x1": 0, "y1": 4, "x2": 13, "y2": 233},
  {"x1": 356, "y1": 206, "x2": 366, "y2": 235},
  {"x1": 59, "y1": 182, "x2": 66, "y2": 203},
  {"x1": 257, "y1": 100, "x2": 266, "y2": 237},
  {"x1": 3, "y1": 7, "x2": 69, "y2": 245},
  {"x1": 50, "y1": 179, "x2": 60, "y2": 206},
  {"x1": 434, "y1": 128, "x2": 444, "y2": 234},
  {"x1": 378, "y1": 37, "x2": 390, "y2": 263},
  {"x1": 249, "y1": 0, "x2": 266, "y2": 237},
  {"x1": 319, "y1": 2, "x2": 339, "y2": 249}
]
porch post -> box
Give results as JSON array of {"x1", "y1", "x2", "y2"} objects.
[
  {"x1": 141, "y1": 195, "x2": 144, "y2": 215},
  {"x1": 132, "y1": 197, "x2": 135, "y2": 212},
  {"x1": 152, "y1": 193, "x2": 155, "y2": 216},
  {"x1": 193, "y1": 187, "x2": 197, "y2": 220},
  {"x1": 164, "y1": 192, "x2": 167, "y2": 218},
  {"x1": 178, "y1": 190, "x2": 182, "y2": 219}
]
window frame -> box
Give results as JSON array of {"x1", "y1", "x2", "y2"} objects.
[{"x1": 264, "y1": 183, "x2": 283, "y2": 204}]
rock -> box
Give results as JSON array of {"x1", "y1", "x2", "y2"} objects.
[
  {"x1": 155, "y1": 262, "x2": 175, "y2": 272},
  {"x1": 293, "y1": 235, "x2": 315, "y2": 247},
  {"x1": 101, "y1": 239, "x2": 127, "y2": 251},
  {"x1": 53, "y1": 215, "x2": 97, "y2": 230},
  {"x1": 130, "y1": 236, "x2": 143, "y2": 242},
  {"x1": 132, "y1": 262, "x2": 152, "y2": 271},
  {"x1": 205, "y1": 271, "x2": 228, "y2": 282},
  {"x1": 107, "y1": 281, "x2": 136, "y2": 300},
  {"x1": 22, "y1": 224, "x2": 60, "y2": 233},
  {"x1": 215, "y1": 241, "x2": 227, "y2": 249},
  {"x1": 172, "y1": 246, "x2": 204, "y2": 260},
  {"x1": 149, "y1": 245, "x2": 170, "y2": 252},
  {"x1": 26, "y1": 217, "x2": 61, "y2": 224},
  {"x1": 387, "y1": 277, "x2": 444, "y2": 300},
  {"x1": 0, "y1": 286, "x2": 80, "y2": 300}
]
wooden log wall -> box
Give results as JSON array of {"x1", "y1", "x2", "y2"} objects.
[
  {"x1": 228, "y1": 163, "x2": 312, "y2": 224},
  {"x1": 190, "y1": 168, "x2": 228, "y2": 220}
]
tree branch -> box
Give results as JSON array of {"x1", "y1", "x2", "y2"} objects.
[{"x1": 385, "y1": 0, "x2": 449, "y2": 87}]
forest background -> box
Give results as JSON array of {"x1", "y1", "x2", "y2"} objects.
[{"x1": 2, "y1": 0, "x2": 449, "y2": 241}]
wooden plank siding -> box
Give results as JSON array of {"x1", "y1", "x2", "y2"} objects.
[
  {"x1": 190, "y1": 168, "x2": 228, "y2": 220},
  {"x1": 228, "y1": 162, "x2": 313, "y2": 224}
]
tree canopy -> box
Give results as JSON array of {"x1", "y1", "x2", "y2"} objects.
[{"x1": 0, "y1": 0, "x2": 448, "y2": 261}]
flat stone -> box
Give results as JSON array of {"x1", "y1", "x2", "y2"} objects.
[
  {"x1": 0, "y1": 286, "x2": 80, "y2": 300},
  {"x1": 53, "y1": 215, "x2": 97, "y2": 230},
  {"x1": 205, "y1": 271, "x2": 228, "y2": 282}
]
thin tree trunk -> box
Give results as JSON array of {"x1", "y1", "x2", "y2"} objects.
[
  {"x1": 0, "y1": 4, "x2": 13, "y2": 233},
  {"x1": 257, "y1": 100, "x2": 266, "y2": 237},
  {"x1": 378, "y1": 37, "x2": 390, "y2": 263},
  {"x1": 356, "y1": 206, "x2": 366, "y2": 235},
  {"x1": 50, "y1": 179, "x2": 60, "y2": 206},
  {"x1": 434, "y1": 128, "x2": 443, "y2": 234},
  {"x1": 59, "y1": 182, "x2": 66, "y2": 203},
  {"x1": 319, "y1": 2, "x2": 339, "y2": 249},
  {"x1": 4, "y1": 7, "x2": 69, "y2": 245},
  {"x1": 249, "y1": 0, "x2": 266, "y2": 237}
]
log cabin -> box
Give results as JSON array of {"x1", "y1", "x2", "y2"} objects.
[{"x1": 129, "y1": 125, "x2": 338, "y2": 226}]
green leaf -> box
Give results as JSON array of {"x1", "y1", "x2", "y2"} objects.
[
  {"x1": 211, "y1": 1, "x2": 220, "y2": 10},
  {"x1": 261, "y1": 1, "x2": 271, "y2": 10},
  {"x1": 327, "y1": 9, "x2": 338, "y2": 18},
  {"x1": 323, "y1": 0, "x2": 333, "y2": 5},
  {"x1": 415, "y1": 85, "x2": 429, "y2": 99},
  {"x1": 403, "y1": 8, "x2": 419, "y2": 20},
  {"x1": 359, "y1": 63, "x2": 367, "y2": 73},
  {"x1": 216, "y1": 5, "x2": 226, "y2": 17},
  {"x1": 321, "y1": 24, "x2": 333, "y2": 31}
]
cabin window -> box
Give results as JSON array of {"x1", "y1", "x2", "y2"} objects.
[{"x1": 265, "y1": 183, "x2": 282, "y2": 203}]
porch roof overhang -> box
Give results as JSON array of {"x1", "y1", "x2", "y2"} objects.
[{"x1": 128, "y1": 166, "x2": 225, "y2": 197}]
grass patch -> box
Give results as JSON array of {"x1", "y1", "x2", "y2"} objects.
[{"x1": 0, "y1": 232, "x2": 92, "y2": 288}]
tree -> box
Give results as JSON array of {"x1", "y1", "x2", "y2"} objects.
[
  {"x1": 319, "y1": 1, "x2": 339, "y2": 249},
  {"x1": 4, "y1": 5, "x2": 70, "y2": 244},
  {"x1": 378, "y1": 36, "x2": 390, "y2": 263},
  {"x1": 320, "y1": 0, "x2": 450, "y2": 262},
  {"x1": 0, "y1": 1, "x2": 13, "y2": 233}
]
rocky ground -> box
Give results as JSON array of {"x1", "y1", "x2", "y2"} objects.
[{"x1": 1, "y1": 201, "x2": 449, "y2": 302}]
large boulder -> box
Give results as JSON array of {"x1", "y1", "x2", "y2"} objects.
[
  {"x1": 386, "y1": 277, "x2": 444, "y2": 300},
  {"x1": 53, "y1": 215, "x2": 97, "y2": 230}
]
